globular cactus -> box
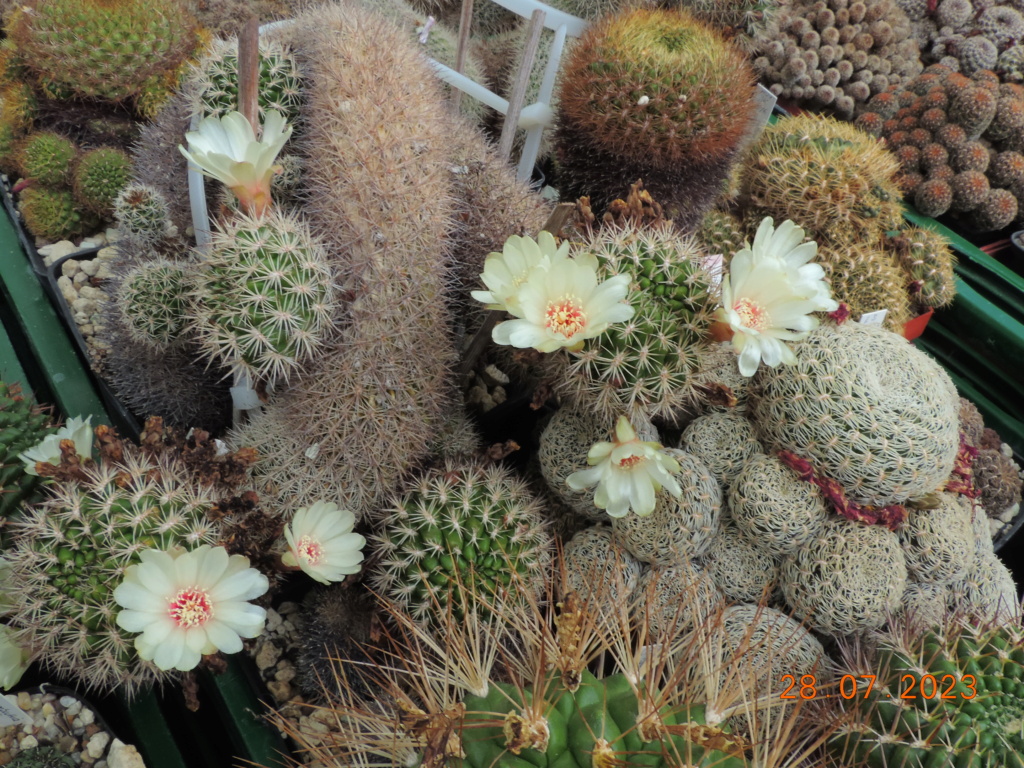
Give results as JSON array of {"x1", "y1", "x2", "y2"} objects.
[
  {"x1": 8, "y1": 0, "x2": 199, "y2": 104},
  {"x1": 561, "y1": 525, "x2": 643, "y2": 605},
  {"x1": 554, "y1": 8, "x2": 757, "y2": 227},
  {"x1": 8, "y1": 746, "x2": 76, "y2": 768},
  {"x1": 192, "y1": 210, "x2": 338, "y2": 385},
  {"x1": 191, "y1": 38, "x2": 304, "y2": 123},
  {"x1": 112, "y1": 183, "x2": 175, "y2": 247},
  {"x1": 752, "y1": 321, "x2": 961, "y2": 508},
  {"x1": 117, "y1": 260, "x2": 195, "y2": 350},
  {"x1": 998, "y1": 44, "x2": 1024, "y2": 83},
  {"x1": 702, "y1": 524, "x2": 780, "y2": 604},
  {"x1": 949, "y1": 549, "x2": 1020, "y2": 626},
  {"x1": 831, "y1": 622, "x2": 1024, "y2": 768},
  {"x1": 728, "y1": 453, "x2": 831, "y2": 558},
  {"x1": 4, "y1": 449, "x2": 222, "y2": 694},
  {"x1": 16, "y1": 131, "x2": 76, "y2": 186},
  {"x1": 72, "y1": 147, "x2": 132, "y2": 216},
  {"x1": 371, "y1": 459, "x2": 552, "y2": 623},
  {"x1": 890, "y1": 225, "x2": 957, "y2": 308},
  {"x1": 914, "y1": 178, "x2": 954, "y2": 217},
  {"x1": 817, "y1": 242, "x2": 913, "y2": 333},
  {"x1": 538, "y1": 404, "x2": 612, "y2": 523},
  {"x1": 691, "y1": 341, "x2": 751, "y2": 414},
  {"x1": 977, "y1": 5, "x2": 1024, "y2": 49},
  {"x1": 611, "y1": 450, "x2": 721, "y2": 565},
  {"x1": 696, "y1": 208, "x2": 748, "y2": 262},
  {"x1": 635, "y1": 561, "x2": 724, "y2": 639},
  {"x1": 779, "y1": 516, "x2": 908, "y2": 636},
  {"x1": 898, "y1": 492, "x2": 974, "y2": 586},
  {"x1": 969, "y1": 187, "x2": 1019, "y2": 230},
  {"x1": 540, "y1": 225, "x2": 717, "y2": 424},
  {"x1": 0, "y1": 381, "x2": 55, "y2": 517},
  {"x1": 678, "y1": 412, "x2": 762, "y2": 489},
  {"x1": 17, "y1": 186, "x2": 100, "y2": 242}
]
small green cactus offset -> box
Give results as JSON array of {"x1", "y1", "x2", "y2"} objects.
[
  {"x1": 8, "y1": 745, "x2": 76, "y2": 768},
  {"x1": 0, "y1": 381, "x2": 54, "y2": 517},
  {"x1": 18, "y1": 186, "x2": 100, "y2": 242},
  {"x1": 192, "y1": 39, "x2": 304, "y2": 123},
  {"x1": 192, "y1": 209, "x2": 338, "y2": 384},
  {"x1": 72, "y1": 147, "x2": 132, "y2": 215},
  {"x1": 17, "y1": 131, "x2": 76, "y2": 186},
  {"x1": 117, "y1": 260, "x2": 195, "y2": 350},
  {"x1": 113, "y1": 182, "x2": 174, "y2": 246}
]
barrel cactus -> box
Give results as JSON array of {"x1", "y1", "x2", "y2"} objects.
[
  {"x1": 371, "y1": 459, "x2": 552, "y2": 623},
  {"x1": 0, "y1": 381, "x2": 55, "y2": 517}
]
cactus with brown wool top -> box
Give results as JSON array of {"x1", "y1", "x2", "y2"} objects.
[{"x1": 554, "y1": 8, "x2": 758, "y2": 228}]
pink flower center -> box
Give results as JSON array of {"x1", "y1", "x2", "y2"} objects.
[
  {"x1": 733, "y1": 297, "x2": 770, "y2": 332},
  {"x1": 616, "y1": 454, "x2": 645, "y2": 470},
  {"x1": 168, "y1": 587, "x2": 213, "y2": 628},
  {"x1": 545, "y1": 296, "x2": 587, "y2": 338},
  {"x1": 296, "y1": 535, "x2": 323, "y2": 565}
]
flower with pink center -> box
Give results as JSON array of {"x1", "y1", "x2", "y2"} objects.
[
  {"x1": 471, "y1": 231, "x2": 568, "y2": 314},
  {"x1": 491, "y1": 252, "x2": 634, "y2": 353},
  {"x1": 714, "y1": 217, "x2": 838, "y2": 377},
  {"x1": 566, "y1": 416, "x2": 682, "y2": 518},
  {"x1": 113, "y1": 546, "x2": 269, "y2": 672},
  {"x1": 283, "y1": 501, "x2": 366, "y2": 585}
]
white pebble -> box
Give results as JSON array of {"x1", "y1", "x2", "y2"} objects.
[
  {"x1": 20, "y1": 735, "x2": 38, "y2": 750},
  {"x1": 79, "y1": 286, "x2": 106, "y2": 300},
  {"x1": 62, "y1": 260, "x2": 80, "y2": 278},
  {"x1": 79, "y1": 707, "x2": 95, "y2": 726},
  {"x1": 104, "y1": 228, "x2": 120, "y2": 244},
  {"x1": 59, "y1": 696, "x2": 77, "y2": 708},
  {"x1": 79, "y1": 260, "x2": 99, "y2": 277},
  {"x1": 87, "y1": 731, "x2": 110, "y2": 758},
  {"x1": 73, "y1": 271, "x2": 88, "y2": 285}
]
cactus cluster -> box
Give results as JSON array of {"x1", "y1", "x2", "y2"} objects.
[
  {"x1": 752, "y1": 0, "x2": 923, "y2": 116},
  {"x1": 554, "y1": 7, "x2": 758, "y2": 228},
  {"x1": 17, "y1": 185, "x2": 101, "y2": 242},
  {"x1": 0, "y1": 381, "x2": 54, "y2": 517},
  {"x1": 858, "y1": 65, "x2": 1024, "y2": 230}
]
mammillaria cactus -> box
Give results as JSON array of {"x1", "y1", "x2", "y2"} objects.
[
  {"x1": 371, "y1": 460, "x2": 551, "y2": 623},
  {"x1": 17, "y1": 186, "x2": 99, "y2": 242},
  {"x1": 538, "y1": 404, "x2": 614, "y2": 522},
  {"x1": 889, "y1": 225, "x2": 957, "y2": 308},
  {"x1": 16, "y1": 131, "x2": 75, "y2": 186},
  {"x1": 780, "y1": 516, "x2": 908, "y2": 635},
  {"x1": 554, "y1": 7, "x2": 758, "y2": 227},
  {"x1": 117, "y1": 260, "x2": 195, "y2": 350},
  {"x1": 949, "y1": 548, "x2": 1020, "y2": 625},
  {"x1": 678, "y1": 412, "x2": 762, "y2": 488},
  {"x1": 898, "y1": 492, "x2": 974, "y2": 586},
  {"x1": 113, "y1": 183, "x2": 175, "y2": 247},
  {"x1": 192, "y1": 38, "x2": 304, "y2": 123},
  {"x1": 0, "y1": 381, "x2": 54, "y2": 517},
  {"x1": 702, "y1": 524, "x2": 780, "y2": 604},
  {"x1": 71, "y1": 147, "x2": 132, "y2": 216},
  {"x1": 636, "y1": 561, "x2": 724, "y2": 639},
  {"x1": 561, "y1": 525, "x2": 643, "y2": 604},
  {"x1": 752, "y1": 321, "x2": 961, "y2": 508}
]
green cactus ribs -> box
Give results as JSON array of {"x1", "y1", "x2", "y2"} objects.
[
  {"x1": 458, "y1": 671, "x2": 748, "y2": 768},
  {"x1": 0, "y1": 381, "x2": 54, "y2": 517}
]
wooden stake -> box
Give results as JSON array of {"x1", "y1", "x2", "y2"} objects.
[
  {"x1": 237, "y1": 17, "x2": 261, "y2": 130},
  {"x1": 497, "y1": 8, "x2": 545, "y2": 162},
  {"x1": 450, "y1": 0, "x2": 474, "y2": 112}
]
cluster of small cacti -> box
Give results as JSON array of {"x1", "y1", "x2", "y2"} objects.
[
  {"x1": 959, "y1": 398, "x2": 1024, "y2": 533},
  {"x1": 0, "y1": 381, "x2": 55, "y2": 517},
  {"x1": 857, "y1": 64, "x2": 1024, "y2": 230},
  {"x1": 752, "y1": 0, "x2": 923, "y2": 116}
]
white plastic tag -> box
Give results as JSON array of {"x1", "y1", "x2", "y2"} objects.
[
  {"x1": 736, "y1": 85, "x2": 778, "y2": 151},
  {"x1": 858, "y1": 310, "x2": 888, "y2": 326},
  {"x1": 230, "y1": 383, "x2": 262, "y2": 410},
  {"x1": 0, "y1": 695, "x2": 33, "y2": 727}
]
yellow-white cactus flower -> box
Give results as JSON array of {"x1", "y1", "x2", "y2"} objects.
[
  {"x1": 114, "y1": 546, "x2": 268, "y2": 672},
  {"x1": 471, "y1": 231, "x2": 569, "y2": 314},
  {"x1": 283, "y1": 501, "x2": 366, "y2": 585},
  {"x1": 179, "y1": 110, "x2": 292, "y2": 218},
  {"x1": 566, "y1": 416, "x2": 682, "y2": 518},
  {"x1": 0, "y1": 624, "x2": 30, "y2": 691},
  {"x1": 19, "y1": 415, "x2": 93, "y2": 475},
  {"x1": 491, "y1": 252, "x2": 634, "y2": 353}
]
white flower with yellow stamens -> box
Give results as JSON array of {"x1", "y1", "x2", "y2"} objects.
[
  {"x1": 471, "y1": 231, "x2": 568, "y2": 314},
  {"x1": 492, "y1": 252, "x2": 633, "y2": 353},
  {"x1": 283, "y1": 501, "x2": 366, "y2": 585},
  {"x1": 566, "y1": 416, "x2": 682, "y2": 518}
]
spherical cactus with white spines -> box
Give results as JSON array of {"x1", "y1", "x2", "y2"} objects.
[
  {"x1": 192, "y1": 38, "x2": 304, "y2": 123},
  {"x1": 192, "y1": 209, "x2": 338, "y2": 385},
  {"x1": 702, "y1": 523, "x2": 780, "y2": 604},
  {"x1": 561, "y1": 525, "x2": 643, "y2": 605},
  {"x1": 113, "y1": 183, "x2": 175, "y2": 247},
  {"x1": 538, "y1": 404, "x2": 612, "y2": 523},
  {"x1": 117, "y1": 260, "x2": 195, "y2": 350},
  {"x1": 371, "y1": 459, "x2": 552, "y2": 623},
  {"x1": 678, "y1": 411, "x2": 762, "y2": 489},
  {"x1": 635, "y1": 561, "x2": 724, "y2": 640},
  {"x1": 898, "y1": 492, "x2": 974, "y2": 586}
]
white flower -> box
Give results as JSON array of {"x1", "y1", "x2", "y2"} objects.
[
  {"x1": 566, "y1": 416, "x2": 682, "y2": 518},
  {"x1": 492, "y1": 253, "x2": 634, "y2": 353},
  {"x1": 114, "y1": 546, "x2": 269, "y2": 672},
  {"x1": 714, "y1": 218, "x2": 838, "y2": 378},
  {"x1": 471, "y1": 231, "x2": 568, "y2": 314},
  {"x1": 0, "y1": 624, "x2": 30, "y2": 691},
  {"x1": 282, "y1": 501, "x2": 366, "y2": 585},
  {"x1": 178, "y1": 110, "x2": 292, "y2": 218},
  {"x1": 19, "y1": 415, "x2": 93, "y2": 476}
]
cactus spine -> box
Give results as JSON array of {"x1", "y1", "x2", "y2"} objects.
[{"x1": 0, "y1": 381, "x2": 54, "y2": 517}]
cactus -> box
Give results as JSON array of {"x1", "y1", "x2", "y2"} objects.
[
  {"x1": 997, "y1": 44, "x2": 1024, "y2": 83},
  {"x1": 72, "y1": 147, "x2": 132, "y2": 216},
  {"x1": 697, "y1": 208, "x2": 748, "y2": 262},
  {"x1": 117, "y1": 260, "x2": 195, "y2": 350},
  {"x1": 949, "y1": 549, "x2": 1021, "y2": 626},
  {"x1": 4, "y1": 448, "x2": 222, "y2": 694},
  {"x1": 8, "y1": 746, "x2": 76, "y2": 768},
  {"x1": 890, "y1": 225, "x2": 957, "y2": 308},
  {"x1": 950, "y1": 169, "x2": 991, "y2": 212},
  {"x1": 898, "y1": 492, "x2": 974, "y2": 586},
  {"x1": 8, "y1": 0, "x2": 199, "y2": 104},
  {"x1": 371, "y1": 459, "x2": 551, "y2": 623},
  {"x1": 831, "y1": 622, "x2": 1024, "y2": 768},
  {"x1": 816, "y1": 242, "x2": 913, "y2": 332},
  {"x1": 112, "y1": 183, "x2": 175, "y2": 247},
  {"x1": 538, "y1": 404, "x2": 613, "y2": 523},
  {"x1": 635, "y1": 561, "x2": 724, "y2": 639},
  {"x1": 0, "y1": 381, "x2": 55, "y2": 517},
  {"x1": 913, "y1": 177, "x2": 954, "y2": 217},
  {"x1": 752, "y1": 321, "x2": 961, "y2": 508},
  {"x1": 611, "y1": 450, "x2": 721, "y2": 566},
  {"x1": 974, "y1": 447, "x2": 1023, "y2": 519},
  {"x1": 554, "y1": 8, "x2": 757, "y2": 227},
  {"x1": 691, "y1": 341, "x2": 751, "y2": 413},
  {"x1": 703, "y1": 524, "x2": 780, "y2": 604},
  {"x1": 678, "y1": 412, "x2": 762, "y2": 488},
  {"x1": 780, "y1": 516, "x2": 908, "y2": 636},
  {"x1": 561, "y1": 525, "x2": 643, "y2": 604},
  {"x1": 16, "y1": 131, "x2": 76, "y2": 186},
  {"x1": 191, "y1": 38, "x2": 304, "y2": 123},
  {"x1": 17, "y1": 186, "x2": 100, "y2": 242},
  {"x1": 539, "y1": 225, "x2": 717, "y2": 424},
  {"x1": 728, "y1": 453, "x2": 831, "y2": 558},
  {"x1": 192, "y1": 209, "x2": 338, "y2": 385},
  {"x1": 969, "y1": 187, "x2": 1019, "y2": 231}
]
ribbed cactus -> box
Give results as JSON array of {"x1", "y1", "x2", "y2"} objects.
[
  {"x1": 0, "y1": 381, "x2": 54, "y2": 517},
  {"x1": 554, "y1": 7, "x2": 757, "y2": 227},
  {"x1": 18, "y1": 186, "x2": 100, "y2": 241},
  {"x1": 752, "y1": 321, "x2": 961, "y2": 508},
  {"x1": 371, "y1": 460, "x2": 551, "y2": 623},
  {"x1": 4, "y1": 449, "x2": 222, "y2": 694},
  {"x1": 191, "y1": 38, "x2": 304, "y2": 123},
  {"x1": 8, "y1": 0, "x2": 198, "y2": 103},
  {"x1": 192, "y1": 210, "x2": 338, "y2": 385},
  {"x1": 117, "y1": 260, "x2": 195, "y2": 350},
  {"x1": 113, "y1": 183, "x2": 175, "y2": 246},
  {"x1": 16, "y1": 131, "x2": 76, "y2": 186},
  {"x1": 541, "y1": 225, "x2": 716, "y2": 424},
  {"x1": 832, "y1": 623, "x2": 1024, "y2": 768},
  {"x1": 72, "y1": 147, "x2": 132, "y2": 215}
]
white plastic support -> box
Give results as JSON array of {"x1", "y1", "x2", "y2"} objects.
[{"x1": 186, "y1": 114, "x2": 212, "y2": 252}]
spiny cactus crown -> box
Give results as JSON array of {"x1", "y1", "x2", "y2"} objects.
[
  {"x1": 18, "y1": 131, "x2": 76, "y2": 186},
  {"x1": 193, "y1": 39, "x2": 304, "y2": 123},
  {"x1": 0, "y1": 381, "x2": 54, "y2": 517},
  {"x1": 118, "y1": 260, "x2": 195, "y2": 349},
  {"x1": 113, "y1": 182, "x2": 174, "y2": 246},
  {"x1": 72, "y1": 146, "x2": 132, "y2": 215},
  {"x1": 18, "y1": 186, "x2": 100, "y2": 242}
]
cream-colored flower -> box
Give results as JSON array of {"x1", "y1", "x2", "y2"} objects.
[
  {"x1": 114, "y1": 546, "x2": 269, "y2": 672},
  {"x1": 178, "y1": 110, "x2": 292, "y2": 218},
  {"x1": 566, "y1": 416, "x2": 682, "y2": 518},
  {"x1": 19, "y1": 415, "x2": 93, "y2": 476},
  {"x1": 715, "y1": 218, "x2": 837, "y2": 378},
  {"x1": 0, "y1": 624, "x2": 30, "y2": 691},
  {"x1": 471, "y1": 231, "x2": 569, "y2": 314},
  {"x1": 491, "y1": 253, "x2": 634, "y2": 353},
  {"x1": 283, "y1": 501, "x2": 366, "y2": 585}
]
